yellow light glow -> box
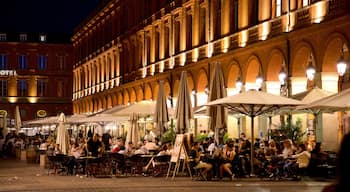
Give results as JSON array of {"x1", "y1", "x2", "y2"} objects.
[
  {"x1": 207, "y1": 43, "x2": 213, "y2": 58},
  {"x1": 142, "y1": 67, "x2": 147, "y2": 78},
  {"x1": 169, "y1": 57, "x2": 175, "y2": 69},
  {"x1": 193, "y1": 48, "x2": 198, "y2": 62},
  {"x1": 116, "y1": 78, "x2": 120, "y2": 86},
  {"x1": 159, "y1": 61, "x2": 164, "y2": 73},
  {"x1": 222, "y1": 37, "x2": 230, "y2": 53},
  {"x1": 259, "y1": 22, "x2": 270, "y2": 41},
  {"x1": 265, "y1": 81, "x2": 281, "y2": 95},
  {"x1": 311, "y1": 1, "x2": 327, "y2": 24},
  {"x1": 150, "y1": 64, "x2": 155, "y2": 76},
  {"x1": 180, "y1": 53, "x2": 186, "y2": 66},
  {"x1": 28, "y1": 97, "x2": 38, "y2": 103},
  {"x1": 8, "y1": 97, "x2": 17, "y2": 103},
  {"x1": 238, "y1": 30, "x2": 248, "y2": 47}
]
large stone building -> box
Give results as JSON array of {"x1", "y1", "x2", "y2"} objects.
[
  {"x1": 0, "y1": 32, "x2": 73, "y2": 127},
  {"x1": 72, "y1": 0, "x2": 350, "y2": 150}
]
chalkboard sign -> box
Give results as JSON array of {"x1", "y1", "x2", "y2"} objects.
[{"x1": 170, "y1": 134, "x2": 184, "y2": 162}]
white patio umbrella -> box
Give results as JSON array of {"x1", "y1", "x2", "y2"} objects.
[
  {"x1": 56, "y1": 112, "x2": 68, "y2": 155},
  {"x1": 207, "y1": 62, "x2": 227, "y2": 144},
  {"x1": 111, "y1": 100, "x2": 157, "y2": 117},
  {"x1": 291, "y1": 87, "x2": 334, "y2": 141},
  {"x1": 175, "y1": 71, "x2": 193, "y2": 134},
  {"x1": 15, "y1": 106, "x2": 22, "y2": 134},
  {"x1": 298, "y1": 87, "x2": 350, "y2": 111},
  {"x1": 23, "y1": 115, "x2": 59, "y2": 126},
  {"x1": 154, "y1": 80, "x2": 169, "y2": 137},
  {"x1": 125, "y1": 113, "x2": 140, "y2": 146},
  {"x1": 76, "y1": 113, "x2": 127, "y2": 124},
  {"x1": 206, "y1": 89, "x2": 304, "y2": 175}
]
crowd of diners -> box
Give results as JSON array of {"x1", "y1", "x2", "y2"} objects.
[{"x1": 0, "y1": 130, "x2": 333, "y2": 180}]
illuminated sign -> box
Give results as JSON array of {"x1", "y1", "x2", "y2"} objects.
[{"x1": 0, "y1": 70, "x2": 17, "y2": 76}]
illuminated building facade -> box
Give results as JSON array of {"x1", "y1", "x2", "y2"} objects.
[
  {"x1": 72, "y1": 0, "x2": 349, "y2": 150},
  {"x1": 0, "y1": 32, "x2": 73, "y2": 125}
]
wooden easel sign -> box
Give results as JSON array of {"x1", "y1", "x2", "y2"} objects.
[{"x1": 166, "y1": 134, "x2": 192, "y2": 180}]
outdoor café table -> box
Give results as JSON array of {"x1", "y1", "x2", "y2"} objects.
[{"x1": 78, "y1": 156, "x2": 97, "y2": 176}]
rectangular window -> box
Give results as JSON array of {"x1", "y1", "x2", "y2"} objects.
[
  {"x1": 39, "y1": 35, "x2": 46, "y2": 42},
  {"x1": 18, "y1": 55, "x2": 27, "y2": 70},
  {"x1": 276, "y1": 0, "x2": 282, "y2": 17},
  {"x1": 303, "y1": 0, "x2": 310, "y2": 7},
  {"x1": 17, "y1": 79, "x2": 28, "y2": 97},
  {"x1": 20, "y1": 34, "x2": 27, "y2": 41},
  {"x1": 0, "y1": 33, "x2": 6, "y2": 41},
  {"x1": 38, "y1": 55, "x2": 47, "y2": 70},
  {"x1": 0, "y1": 80, "x2": 7, "y2": 96},
  {"x1": 57, "y1": 55, "x2": 65, "y2": 70},
  {"x1": 37, "y1": 79, "x2": 47, "y2": 97},
  {"x1": 0, "y1": 54, "x2": 7, "y2": 69}
]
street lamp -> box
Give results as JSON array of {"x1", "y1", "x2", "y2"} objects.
[
  {"x1": 235, "y1": 76, "x2": 243, "y2": 91},
  {"x1": 337, "y1": 45, "x2": 348, "y2": 77},
  {"x1": 256, "y1": 73, "x2": 263, "y2": 90},
  {"x1": 306, "y1": 54, "x2": 316, "y2": 81}
]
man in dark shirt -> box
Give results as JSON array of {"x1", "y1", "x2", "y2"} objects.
[
  {"x1": 102, "y1": 130, "x2": 112, "y2": 151},
  {"x1": 87, "y1": 133, "x2": 103, "y2": 157}
]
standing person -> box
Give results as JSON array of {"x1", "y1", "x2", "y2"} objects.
[
  {"x1": 323, "y1": 133, "x2": 350, "y2": 192},
  {"x1": 102, "y1": 130, "x2": 112, "y2": 151},
  {"x1": 87, "y1": 134, "x2": 103, "y2": 157}
]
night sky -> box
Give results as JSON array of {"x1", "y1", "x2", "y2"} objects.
[{"x1": 0, "y1": 0, "x2": 101, "y2": 35}]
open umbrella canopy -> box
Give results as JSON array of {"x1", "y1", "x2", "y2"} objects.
[
  {"x1": 207, "y1": 89, "x2": 304, "y2": 116},
  {"x1": 175, "y1": 71, "x2": 193, "y2": 134},
  {"x1": 110, "y1": 100, "x2": 157, "y2": 117},
  {"x1": 154, "y1": 80, "x2": 169, "y2": 136},
  {"x1": 76, "y1": 113, "x2": 127, "y2": 124},
  {"x1": 297, "y1": 87, "x2": 350, "y2": 112},
  {"x1": 291, "y1": 87, "x2": 334, "y2": 103},
  {"x1": 207, "y1": 62, "x2": 227, "y2": 144},
  {"x1": 206, "y1": 89, "x2": 304, "y2": 175}
]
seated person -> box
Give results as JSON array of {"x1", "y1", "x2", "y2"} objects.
[
  {"x1": 219, "y1": 142, "x2": 236, "y2": 180},
  {"x1": 189, "y1": 142, "x2": 212, "y2": 180}
]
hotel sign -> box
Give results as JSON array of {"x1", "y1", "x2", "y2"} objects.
[{"x1": 0, "y1": 70, "x2": 17, "y2": 76}]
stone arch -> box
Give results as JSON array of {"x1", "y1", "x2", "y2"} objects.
[
  {"x1": 227, "y1": 60, "x2": 242, "y2": 88},
  {"x1": 136, "y1": 85, "x2": 144, "y2": 101},
  {"x1": 196, "y1": 68, "x2": 208, "y2": 92},
  {"x1": 144, "y1": 83, "x2": 152, "y2": 100},
  {"x1": 117, "y1": 91, "x2": 123, "y2": 105},
  {"x1": 93, "y1": 98, "x2": 98, "y2": 112},
  {"x1": 152, "y1": 82, "x2": 159, "y2": 100},
  {"x1": 164, "y1": 80, "x2": 171, "y2": 97},
  {"x1": 266, "y1": 49, "x2": 286, "y2": 81},
  {"x1": 244, "y1": 54, "x2": 263, "y2": 83},
  {"x1": 187, "y1": 72, "x2": 194, "y2": 92},
  {"x1": 111, "y1": 92, "x2": 118, "y2": 106},
  {"x1": 101, "y1": 95, "x2": 107, "y2": 110},
  {"x1": 123, "y1": 89, "x2": 130, "y2": 105},
  {"x1": 173, "y1": 78, "x2": 180, "y2": 97},
  {"x1": 129, "y1": 87, "x2": 137, "y2": 104},
  {"x1": 292, "y1": 41, "x2": 315, "y2": 77},
  {"x1": 106, "y1": 94, "x2": 112, "y2": 109},
  {"x1": 322, "y1": 33, "x2": 350, "y2": 73}
]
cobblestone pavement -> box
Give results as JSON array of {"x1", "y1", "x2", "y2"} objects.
[{"x1": 0, "y1": 158, "x2": 332, "y2": 192}]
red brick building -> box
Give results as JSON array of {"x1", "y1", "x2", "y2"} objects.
[{"x1": 0, "y1": 32, "x2": 73, "y2": 127}]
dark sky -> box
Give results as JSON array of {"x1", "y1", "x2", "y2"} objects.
[{"x1": 0, "y1": 0, "x2": 101, "y2": 35}]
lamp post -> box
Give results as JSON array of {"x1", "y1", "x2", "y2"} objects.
[{"x1": 336, "y1": 44, "x2": 348, "y2": 141}]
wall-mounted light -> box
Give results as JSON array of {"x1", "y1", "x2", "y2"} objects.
[
  {"x1": 235, "y1": 76, "x2": 243, "y2": 90},
  {"x1": 279, "y1": 61, "x2": 287, "y2": 85},
  {"x1": 337, "y1": 45, "x2": 348, "y2": 76},
  {"x1": 204, "y1": 86, "x2": 209, "y2": 95},
  {"x1": 192, "y1": 89, "x2": 196, "y2": 95},
  {"x1": 306, "y1": 54, "x2": 315, "y2": 81},
  {"x1": 256, "y1": 73, "x2": 263, "y2": 88}
]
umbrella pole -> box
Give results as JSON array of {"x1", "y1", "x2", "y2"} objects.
[{"x1": 250, "y1": 116, "x2": 255, "y2": 177}]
